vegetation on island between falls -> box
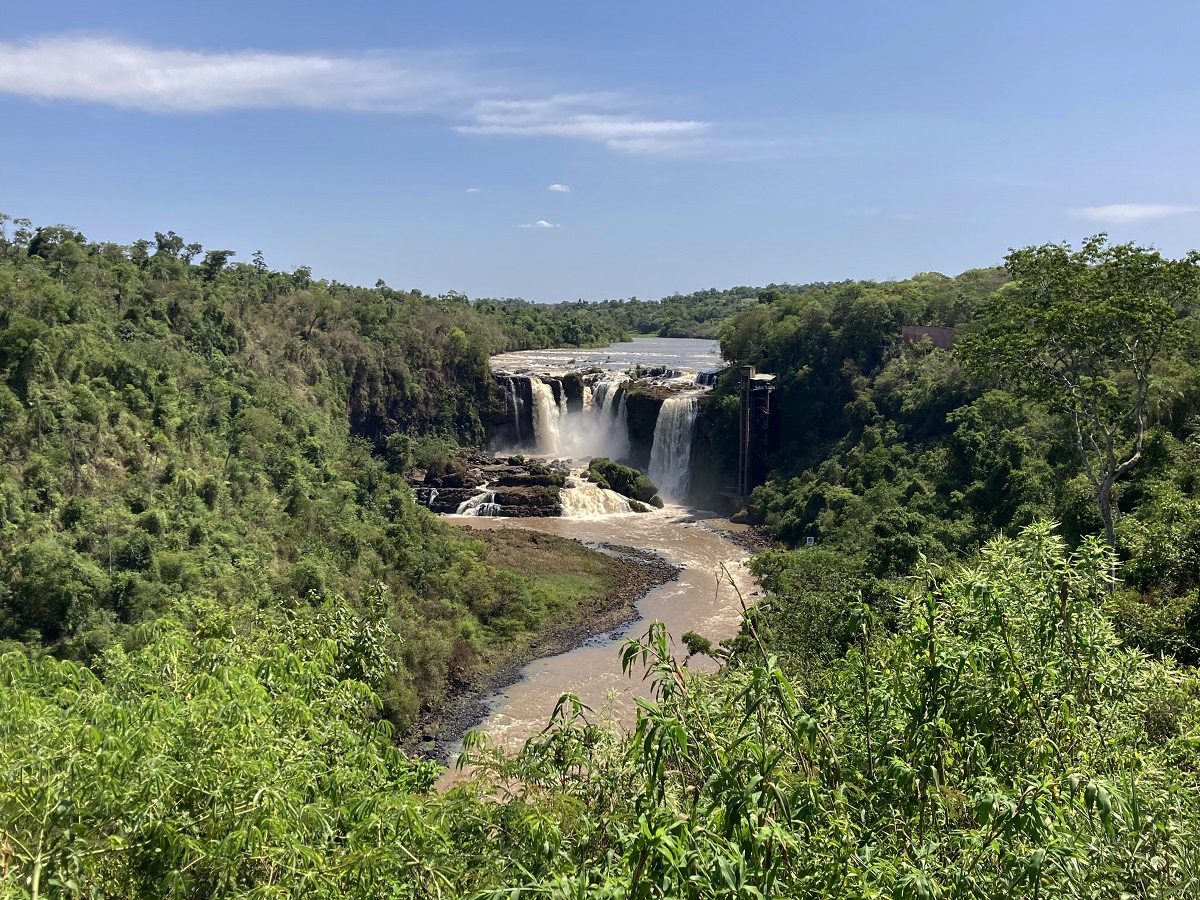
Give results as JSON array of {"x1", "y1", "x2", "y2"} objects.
[{"x1": 585, "y1": 457, "x2": 664, "y2": 508}]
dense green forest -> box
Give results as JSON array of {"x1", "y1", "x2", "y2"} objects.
[
  {"x1": 706, "y1": 240, "x2": 1200, "y2": 663},
  {"x1": 0, "y1": 216, "x2": 635, "y2": 726},
  {"x1": 4, "y1": 214, "x2": 1200, "y2": 898},
  {"x1": 555, "y1": 285, "x2": 796, "y2": 338}
]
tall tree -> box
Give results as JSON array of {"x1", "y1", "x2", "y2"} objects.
[{"x1": 960, "y1": 235, "x2": 1200, "y2": 548}]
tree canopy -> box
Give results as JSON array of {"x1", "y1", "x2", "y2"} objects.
[{"x1": 960, "y1": 236, "x2": 1200, "y2": 547}]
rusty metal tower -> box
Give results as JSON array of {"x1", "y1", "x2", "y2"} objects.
[{"x1": 738, "y1": 365, "x2": 776, "y2": 496}]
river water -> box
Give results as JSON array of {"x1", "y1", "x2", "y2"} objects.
[
  {"x1": 490, "y1": 336, "x2": 723, "y2": 376},
  {"x1": 437, "y1": 337, "x2": 752, "y2": 782},
  {"x1": 440, "y1": 505, "x2": 756, "y2": 776}
]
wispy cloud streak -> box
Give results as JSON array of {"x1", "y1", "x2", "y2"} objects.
[
  {"x1": 0, "y1": 36, "x2": 715, "y2": 156},
  {"x1": 458, "y1": 95, "x2": 709, "y2": 153},
  {"x1": 1073, "y1": 203, "x2": 1197, "y2": 223},
  {"x1": 0, "y1": 36, "x2": 478, "y2": 113}
]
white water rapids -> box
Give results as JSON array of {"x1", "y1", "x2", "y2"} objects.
[{"x1": 558, "y1": 475, "x2": 632, "y2": 517}]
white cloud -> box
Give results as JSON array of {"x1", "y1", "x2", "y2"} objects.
[
  {"x1": 457, "y1": 94, "x2": 710, "y2": 154},
  {"x1": 0, "y1": 36, "x2": 717, "y2": 156},
  {"x1": 0, "y1": 36, "x2": 480, "y2": 113},
  {"x1": 1073, "y1": 203, "x2": 1198, "y2": 223},
  {"x1": 519, "y1": 220, "x2": 559, "y2": 228},
  {"x1": 547, "y1": 183, "x2": 571, "y2": 192},
  {"x1": 465, "y1": 187, "x2": 481, "y2": 192}
]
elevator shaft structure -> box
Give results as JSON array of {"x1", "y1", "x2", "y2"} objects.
[{"x1": 738, "y1": 365, "x2": 776, "y2": 496}]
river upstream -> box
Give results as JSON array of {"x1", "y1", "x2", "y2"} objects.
[{"x1": 436, "y1": 338, "x2": 756, "y2": 779}]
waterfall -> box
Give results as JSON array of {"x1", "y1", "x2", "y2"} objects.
[
  {"x1": 507, "y1": 376, "x2": 524, "y2": 444},
  {"x1": 530, "y1": 379, "x2": 563, "y2": 456},
  {"x1": 456, "y1": 483, "x2": 502, "y2": 516},
  {"x1": 582, "y1": 377, "x2": 631, "y2": 460},
  {"x1": 502, "y1": 376, "x2": 536, "y2": 449},
  {"x1": 507, "y1": 374, "x2": 634, "y2": 461},
  {"x1": 428, "y1": 487, "x2": 438, "y2": 508},
  {"x1": 648, "y1": 395, "x2": 699, "y2": 502},
  {"x1": 559, "y1": 476, "x2": 632, "y2": 517},
  {"x1": 592, "y1": 380, "x2": 614, "y2": 427}
]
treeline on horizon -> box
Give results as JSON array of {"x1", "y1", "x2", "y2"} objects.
[{"x1": 4, "y1": 213, "x2": 1200, "y2": 897}]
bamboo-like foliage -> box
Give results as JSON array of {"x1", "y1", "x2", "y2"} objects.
[
  {"x1": 3, "y1": 528, "x2": 1199, "y2": 897},
  {"x1": 459, "y1": 523, "x2": 1200, "y2": 899},
  {"x1": 0, "y1": 605, "x2": 447, "y2": 899}
]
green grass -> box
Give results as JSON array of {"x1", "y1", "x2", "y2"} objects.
[{"x1": 466, "y1": 529, "x2": 626, "y2": 668}]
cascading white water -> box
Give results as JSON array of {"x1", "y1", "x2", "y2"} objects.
[
  {"x1": 529, "y1": 380, "x2": 564, "y2": 456},
  {"x1": 428, "y1": 487, "x2": 438, "y2": 508},
  {"x1": 507, "y1": 377, "x2": 526, "y2": 443},
  {"x1": 559, "y1": 475, "x2": 633, "y2": 517},
  {"x1": 523, "y1": 375, "x2": 631, "y2": 460},
  {"x1": 648, "y1": 395, "x2": 699, "y2": 502},
  {"x1": 582, "y1": 377, "x2": 631, "y2": 460},
  {"x1": 456, "y1": 483, "x2": 502, "y2": 516}
]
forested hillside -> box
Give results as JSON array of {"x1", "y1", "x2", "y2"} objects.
[
  {"x1": 4, "y1": 217, "x2": 1200, "y2": 898},
  {"x1": 703, "y1": 244, "x2": 1200, "y2": 664},
  {"x1": 0, "y1": 216, "x2": 632, "y2": 724},
  {"x1": 565, "y1": 285, "x2": 801, "y2": 338}
]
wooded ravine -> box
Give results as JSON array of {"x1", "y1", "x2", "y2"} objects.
[{"x1": 3, "y1": 217, "x2": 1200, "y2": 898}]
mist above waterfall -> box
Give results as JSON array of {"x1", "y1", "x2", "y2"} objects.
[{"x1": 505, "y1": 374, "x2": 632, "y2": 461}]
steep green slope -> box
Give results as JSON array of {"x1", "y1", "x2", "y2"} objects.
[{"x1": 0, "y1": 218, "x2": 629, "y2": 723}]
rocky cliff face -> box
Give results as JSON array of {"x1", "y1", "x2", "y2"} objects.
[
  {"x1": 622, "y1": 386, "x2": 667, "y2": 470},
  {"x1": 411, "y1": 454, "x2": 565, "y2": 517}
]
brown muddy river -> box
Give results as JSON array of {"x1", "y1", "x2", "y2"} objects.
[{"x1": 439, "y1": 505, "x2": 756, "y2": 779}]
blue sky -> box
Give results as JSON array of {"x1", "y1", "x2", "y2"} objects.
[{"x1": 2, "y1": 1, "x2": 1198, "y2": 301}]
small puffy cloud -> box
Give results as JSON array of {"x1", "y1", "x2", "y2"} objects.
[
  {"x1": 547, "y1": 183, "x2": 571, "y2": 192},
  {"x1": 519, "y1": 220, "x2": 560, "y2": 228},
  {"x1": 1073, "y1": 203, "x2": 1197, "y2": 223}
]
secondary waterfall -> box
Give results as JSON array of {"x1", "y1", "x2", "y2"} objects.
[
  {"x1": 456, "y1": 484, "x2": 502, "y2": 516},
  {"x1": 559, "y1": 476, "x2": 633, "y2": 517},
  {"x1": 648, "y1": 395, "x2": 699, "y2": 502},
  {"x1": 506, "y1": 376, "x2": 533, "y2": 444},
  {"x1": 580, "y1": 377, "x2": 631, "y2": 460},
  {"x1": 529, "y1": 379, "x2": 565, "y2": 456}
]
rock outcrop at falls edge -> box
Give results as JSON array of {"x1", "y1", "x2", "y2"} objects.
[
  {"x1": 411, "y1": 454, "x2": 566, "y2": 517},
  {"x1": 585, "y1": 457, "x2": 664, "y2": 508}
]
